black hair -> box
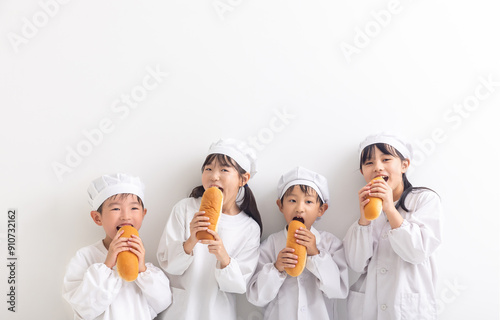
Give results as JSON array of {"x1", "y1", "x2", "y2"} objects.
[
  {"x1": 96, "y1": 193, "x2": 144, "y2": 214},
  {"x1": 360, "y1": 143, "x2": 436, "y2": 212},
  {"x1": 280, "y1": 185, "x2": 324, "y2": 206},
  {"x1": 189, "y1": 153, "x2": 263, "y2": 235}
]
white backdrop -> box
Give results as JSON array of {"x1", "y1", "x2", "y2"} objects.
[{"x1": 1, "y1": 0, "x2": 499, "y2": 319}]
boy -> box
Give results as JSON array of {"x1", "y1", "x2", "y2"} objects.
[
  {"x1": 63, "y1": 173, "x2": 171, "y2": 320},
  {"x1": 246, "y1": 167, "x2": 348, "y2": 320}
]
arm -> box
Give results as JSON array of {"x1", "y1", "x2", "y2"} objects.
[
  {"x1": 157, "y1": 200, "x2": 195, "y2": 275},
  {"x1": 134, "y1": 263, "x2": 172, "y2": 318},
  {"x1": 213, "y1": 223, "x2": 261, "y2": 294},
  {"x1": 342, "y1": 221, "x2": 374, "y2": 273},
  {"x1": 62, "y1": 251, "x2": 122, "y2": 320},
  {"x1": 305, "y1": 233, "x2": 349, "y2": 299},
  {"x1": 246, "y1": 235, "x2": 287, "y2": 307},
  {"x1": 388, "y1": 191, "x2": 443, "y2": 264}
]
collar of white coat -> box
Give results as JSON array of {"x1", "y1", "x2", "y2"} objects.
[{"x1": 283, "y1": 225, "x2": 322, "y2": 245}]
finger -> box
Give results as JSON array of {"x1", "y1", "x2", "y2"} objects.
[
  {"x1": 281, "y1": 247, "x2": 295, "y2": 254},
  {"x1": 206, "y1": 229, "x2": 221, "y2": 241}
]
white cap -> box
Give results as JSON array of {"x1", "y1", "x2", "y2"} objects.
[
  {"x1": 359, "y1": 132, "x2": 413, "y2": 161},
  {"x1": 87, "y1": 173, "x2": 145, "y2": 210},
  {"x1": 277, "y1": 166, "x2": 330, "y2": 204},
  {"x1": 208, "y1": 138, "x2": 257, "y2": 178}
]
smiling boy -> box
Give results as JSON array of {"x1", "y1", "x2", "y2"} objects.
[
  {"x1": 63, "y1": 173, "x2": 171, "y2": 320},
  {"x1": 246, "y1": 167, "x2": 349, "y2": 320}
]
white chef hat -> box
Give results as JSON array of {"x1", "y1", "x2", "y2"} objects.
[
  {"x1": 87, "y1": 173, "x2": 145, "y2": 210},
  {"x1": 359, "y1": 132, "x2": 413, "y2": 161},
  {"x1": 277, "y1": 166, "x2": 330, "y2": 204},
  {"x1": 207, "y1": 138, "x2": 258, "y2": 178}
]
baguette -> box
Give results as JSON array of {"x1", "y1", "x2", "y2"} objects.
[
  {"x1": 364, "y1": 176, "x2": 384, "y2": 220},
  {"x1": 285, "y1": 219, "x2": 307, "y2": 277},
  {"x1": 116, "y1": 225, "x2": 139, "y2": 282},
  {"x1": 196, "y1": 187, "x2": 223, "y2": 241}
]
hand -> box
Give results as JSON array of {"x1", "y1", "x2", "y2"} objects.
[
  {"x1": 104, "y1": 229, "x2": 129, "y2": 269},
  {"x1": 184, "y1": 211, "x2": 210, "y2": 254},
  {"x1": 274, "y1": 247, "x2": 298, "y2": 273},
  {"x1": 127, "y1": 235, "x2": 147, "y2": 273},
  {"x1": 368, "y1": 178, "x2": 395, "y2": 213},
  {"x1": 200, "y1": 229, "x2": 231, "y2": 269},
  {"x1": 365, "y1": 179, "x2": 403, "y2": 229},
  {"x1": 294, "y1": 227, "x2": 319, "y2": 256}
]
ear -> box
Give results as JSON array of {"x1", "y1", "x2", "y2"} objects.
[
  {"x1": 142, "y1": 208, "x2": 147, "y2": 218},
  {"x1": 90, "y1": 211, "x2": 102, "y2": 226},
  {"x1": 401, "y1": 159, "x2": 410, "y2": 173},
  {"x1": 318, "y1": 203, "x2": 329, "y2": 218},
  {"x1": 276, "y1": 199, "x2": 283, "y2": 212},
  {"x1": 240, "y1": 172, "x2": 251, "y2": 187}
]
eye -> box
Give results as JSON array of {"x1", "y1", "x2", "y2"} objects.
[
  {"x1": 288, "y1": 199, "x2": 296, "y2": 203},
  {"x1": 364, "y1": 161, "x2": 373, "y2": 165},
  {"x1": 111, "y1": 208, "x2": 120, "y2": 211},
  {"x1": 132, "y1": 207, "x2": 140, "y2": 210},
  {"x1": 306, "y1": 200, "x2": 314, "y2": 204}
]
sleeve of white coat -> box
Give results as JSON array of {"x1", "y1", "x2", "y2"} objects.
[
  {"x1": 306, "y1": 233, "x2": 349, "y2": 299},
  {"x1": 63, "y1": 257, "x2": 122, "y2": 320},
  {"x1": 388, "y1": 191, "x2": 443, "y2": 265},
  {"x1": 214, "y1": 223, "x2": 261, "y2": 294},
  {"x1": 157, "y1": 200, "x2": 195, "y2": 275},
  {"x1": 246, "y1": 236, "x2": 287, "y2": 307},
  {"x1": 342, "y1": 222, "x2": 374, "y2": 273},
  {"x1": 135, "y1": 263, "x2": 172, "y2": 318}
]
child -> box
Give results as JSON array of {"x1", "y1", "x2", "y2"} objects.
[
  {"x1": 343, "y1": 133, "x2": 443, "y2": 320},
  {"x1": 247, "y1": 166, "x2": 349, "y2": 320},
  {"x1": 63, "y1": 173, "x2": 172, "y2": 320},
  {"x1": 156, "y1": 138, "x2": 262, "y2": 320}
]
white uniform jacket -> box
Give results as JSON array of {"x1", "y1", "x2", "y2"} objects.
[
  {"x1": 246, "y1": 226, "x2": 349, "y2": 320},
  {"x1": 63, "y1": 241, "x2": 172, "y2": 320},
  {"x1": 156, "y1": 197, "x2": 261, "y2": 320},
  {"x1": 343, "y1": 190, "x2": 443, "y2": 320}
]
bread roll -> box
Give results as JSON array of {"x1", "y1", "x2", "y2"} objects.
[
  {"x1": 116, "y1": 225, "x2": 139, "y2": 282},
  {"x1": 285, "y1": 219, "x2": 307, "y2": 277},
  {"x1": 364, "y1": 176, "x2": 384, "y2": 220},
  {"x1": 196, "y1": 187, "x2": 223, "y2": 241}
]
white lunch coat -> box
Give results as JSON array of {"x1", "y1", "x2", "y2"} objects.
[
  {"x1": 156, "y1": 197, "x2": 261, "y2": 320},
  {"x1": 62, "y1": 240, "x2": 172, "y2": 320},
  {"x1": 246, "y1": 226, "x2": 349, "y2": 320},
  {"x1": 343, "y1": 190, "x2": 443, "y2": 320}
]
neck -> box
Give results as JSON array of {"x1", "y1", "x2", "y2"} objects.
[
  {"x1": 222, "y1": 202, "x2": 240, "y2": 215},
  {"x1": 393, "y1": 182, "x2": 405, "y2": 201}
]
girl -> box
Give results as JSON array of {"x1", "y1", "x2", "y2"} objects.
[
  {"x1": 343, "y1": 133, "x2": 443, "y2": 320},
  {"x1": 157, "y1": 138, "x2": 262, "y2": 320}
]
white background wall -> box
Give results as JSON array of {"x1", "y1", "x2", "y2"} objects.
[{"x1": 1, "y1": 0, "x2": 499, "y2": 319}]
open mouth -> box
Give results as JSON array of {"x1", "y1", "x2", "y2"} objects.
[
  {"x1": 379, "y1": 175, "x2": 389, "y2": 182},
  {"x1": 211, "y1": 185, "x2": 224, "y2": 192},
  {"x1": 116, "y1": 224, "x2": 133, "y2": 231},
  {"x1": 292, "y1": 217, "x2": 305, "y2": 224}
]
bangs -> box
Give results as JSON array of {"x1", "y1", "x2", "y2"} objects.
[
  {"x1": 202, "y1": 153, "x2": 244, "y2": 173},
  {"x1": 360, "y1": 143, "x2": 403, "y2": 167},
  {"x1": 281, "y1": 185, "x2": 324, "y2": 206}
]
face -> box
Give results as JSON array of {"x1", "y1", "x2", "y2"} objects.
[
  {"x1": 360, "y1": 146, "x2": 410, "y2": 200},
  {"x1": 91, "y1": 194, "x2": 147, "y2": 245},
  {"x1": 276, "y1": 186, "x2": 328, "y2": 230},
  {"x1": 201, "y1": 158, "x2": 250, "y2": 211}
]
